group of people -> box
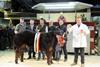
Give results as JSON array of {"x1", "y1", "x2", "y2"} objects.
[
  {"x1": 14, "y1": 17, "x2": 67, "y2": 61},
  {"x1": 14, "y1": 16, "x2": 90, "y2": 67}
]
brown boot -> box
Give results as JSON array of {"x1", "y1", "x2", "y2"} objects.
[{"x1": 81, "y1": 64, "x2": 84, "y2": 67}]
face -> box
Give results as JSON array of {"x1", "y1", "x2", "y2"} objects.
[
  {"x1": 76, "y1": 17, "x2": 82, "y2": 25},
  {"x1": 20, "y1": 18, "x2": 24, "y2": 24},
  {"x1": 59, "y1": 19, "x2": 64, "y2": 26},
  {"x1": 40, "y1": 19, "x2": 44, "y2": 25},
  {"x1": 30, "y1": 20, "x2": 34, "y2": 25}
]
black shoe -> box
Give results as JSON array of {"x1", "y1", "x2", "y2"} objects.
[
  {"x1": 53, "y1": 58, "x2": 57, "y2": 61},
  {"x1": 33, "y1": 57, "x2": 36, "y2": 59},
  {"x1": 64, "y1": 59, "x2": 67, "y2": 62},
  {"x1": 27, "y1": 57, "x2": 31, "y2": 59},
  {"x1": 43, "y1": 56, "x2": 46, "y2": 60},
  {"x1": 71, "y1": 63, "x2": 77, "y2": 66},
  {"x1": 37, "y1": 58, "x2": 40, "y2": 61}
]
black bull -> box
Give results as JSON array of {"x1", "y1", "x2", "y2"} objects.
[{"x1": 14, "y1": 31, "x2": 57, "y2": 65}]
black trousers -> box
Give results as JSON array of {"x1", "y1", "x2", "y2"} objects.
[
  {"x1": 38, "y1": 51, "x2": 45, "y2": 60},
  {"x1": 28, "y1": 47, "x2": 35, "y2": 58},
  {"x1": 74, "y1": 48, "x2": 84, "y2": 64}
]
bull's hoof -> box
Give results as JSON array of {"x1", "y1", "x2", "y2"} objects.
[
  {"x1": 47, "y1": 62, "x2": 51, "y2": 65},
  {"x1": 21, "y1": 60, "x2": 23, "y2": 62},
  {"x1": 48, "y1": 63, "x2": 51, "y2": 65},
  {"x1": 42, "y1": 57, "x2": 45, "y2": 60},
  {"x1": 51, "y1": 61, "x2": 53, "y2": 64},
  {"x1": 15, "y1": 60, "x2": 18, "y2": 64}
]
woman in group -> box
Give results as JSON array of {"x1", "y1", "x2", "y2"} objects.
[{"x1": 36, "y1": 18, "x2": 48, "y2": 60}]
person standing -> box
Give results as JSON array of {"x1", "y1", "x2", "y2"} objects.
[
  {"x1": 58, "y1": 19, "x2": 67, "y2": 62},
  {"x1": 26, "y1": 19, "x2": 36, "y2": 32},
  {"x1": 36, "y1": 18, "x2": 48, "y2": 60},
  {"x1": 26, "y1": 19, "x2": 36, "y2": 59},
  {"x1": 70, "y1": 16, "x2": 90, "y2": 67},
  {"x1": 36, "y1": 18, "x2": 48, "y2": 33},
  {"x1": 15, "y1": 17, "x2": 26, "y2": 34}
]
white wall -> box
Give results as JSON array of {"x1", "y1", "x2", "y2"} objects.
[{"x1": 37, "y1": 12, "x2": 91, "y2": 22}]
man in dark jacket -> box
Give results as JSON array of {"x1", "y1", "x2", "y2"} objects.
[{"x1": 26, "y1": 19, "x2": 36, "y2": 59}]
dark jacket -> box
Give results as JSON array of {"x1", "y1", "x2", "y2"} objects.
[
  {"x1": 58, "y1": 24, "x2": 67, "y2": 41},
  {"x1": 37, "y1": 25, "x2": 47, "y2": 32},
  {"x1": 26, "y1": 25, "x2": 36, "y2": 32}
]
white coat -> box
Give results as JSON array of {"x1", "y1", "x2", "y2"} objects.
[{"x1": 70, "y1": 23, "x2": 90, "y2": 48}]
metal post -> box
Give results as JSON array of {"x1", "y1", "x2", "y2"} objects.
[
  {"x1": 48, "y1": 10, "x2": 50, "y2": 21},
  {"x1": 87, "y1": 8, "x2": 91, "y2": 21},
  {"x1": 43, "y1": 10, "x2": 45, "y2": 18},
  {"x1": 75, "y1": 9, "x2": 77, "y2": 22}
]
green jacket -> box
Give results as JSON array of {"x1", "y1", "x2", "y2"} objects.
[{"x1": 15, "y1": 23, "x2": 26, "y2": 33}]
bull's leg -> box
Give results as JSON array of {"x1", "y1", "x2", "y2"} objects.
[
  {"x1": 46, "y1": 51, "x2": 51, "y2": 65},
  {"x1": 20, "y1": 49, "x2": 24, "y2": 62},
  {"x1": 20, "y1": 44, "x2": 26, "y2": 62},
  {"x1": 50, "y1": 51, "x2": 53, "y2": 64},
  {"x1": 49, "y1": 48, "x2": 53, "y2": 64},
  {"x1": 46, "y1": 47, "x2": 53, "y2": 65},
  {"x1": 48, "y1": 52, "x2": 52, "y2": 65},
  {"x1": 15, "y1": 50, "x2": 18, "y2": 64},
  {"x1": 15, "y1": 48, "x2": 20, "y2": 64},
  {"x1": 47, "y1": 51, "x2": 53, "y2": 65}
]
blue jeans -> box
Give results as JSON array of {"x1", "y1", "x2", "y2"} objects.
[{"x1": 55, "y1": 50, "x2": 61, "y2": 61}]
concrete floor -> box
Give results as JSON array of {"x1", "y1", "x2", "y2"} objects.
[{"x1": 0, "y1": 50, "x2": 100, "y2": 67}]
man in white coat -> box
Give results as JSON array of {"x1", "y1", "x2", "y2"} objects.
[{"x1": 70, "y1": 16, "x2": 90, "y2": 67}]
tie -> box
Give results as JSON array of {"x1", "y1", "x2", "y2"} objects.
[{"x1": 78, "y1": 25, "x2": 80, "y2": 28}]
